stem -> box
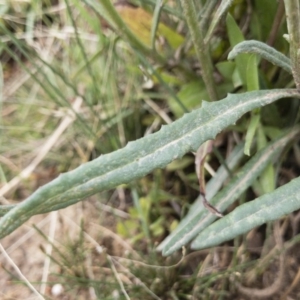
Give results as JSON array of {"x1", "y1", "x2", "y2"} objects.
[
  {"x1": 180, "y1": 0, "x2": 218, "y2": 101},
  {"x1": 283, "y1": 0, "x2": 300, "y2": 88}
]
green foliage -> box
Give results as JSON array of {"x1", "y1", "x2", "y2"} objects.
[
  {"x1": 1, "y1": 1, "x2": 300, "y2": 298},
  {"x1": 159, "y1": 127, "x2": 300, "y2": 255},
  {"x1": 1, "y1": 89, "x2": 299, "y2": 239},
  {"x1": 226, "y1": 13, "x2": 248, "y2": 85},
  {"x1": 228, "y1": 40, "x2": 292, "y2": 74},
  {"x1": 192, "y1": 176, "x2": 300, "y2": 249}
]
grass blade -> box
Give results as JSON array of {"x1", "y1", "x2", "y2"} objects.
[{"x1": 151, "y1": 0, "x2": 163, "y2": 50}]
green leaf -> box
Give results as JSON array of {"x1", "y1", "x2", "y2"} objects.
[
  {"x1": 0, "y1": 89, "x2": 299, "y2": 239},
  {"x1": 216, "y1": 61, "x2": 235, "y2": 81},
  {"x1": 244, "y1": 113, "x2": 260, "y2": 156},
  {"x1": 247, "y1": 54, "x2": 259, "y2": 91},
  {"x1": 244, "y1": 54, "x2": 260, "y2": 156},
  {"x1": 257, "y1": 125, "x2": 275, "y2": 195},
  {"x1": 228, "y1": 40, "x2": 292, "y2": 74},
  {"x1": 191, "y1": 175, "x2": 300, "y2": 250},
  {"x1": 160, "y1": 127, "x2": 300, "y2": 255},
  {"x1": 171, "y1": 81, "x2": 207, "y2": 116},
  {"x1": 172, "y1": 80, "x2": 234, "y2": 117},
  {"x1": 157, "y1": 142, "x2": 245, "y2": 253},
  {"x1": 259, "y1": 164, "x2": 275, "y2": 194},
  {"x1": 226, "y1": 13, "x2": 247, "y2": 85}
]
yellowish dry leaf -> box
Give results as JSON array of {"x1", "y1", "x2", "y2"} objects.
[{"x1": 115, "y1": 4, "x2": 185, "y2": 51}]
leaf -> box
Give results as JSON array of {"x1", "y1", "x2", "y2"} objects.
[
  {"x1": 157, "y1": 142, "x2": 245, "y2": 252},
  {"x1": 170, "y1": 81, "x2": 207, "y2": 117},
  {"x1": 244, "y1": 113, "x2": 260, "y2": 156},
  {"x1": 160, "y1": 127, "x2": 300, "y2": 255},
  {"x1": 0, "y1": 89, "x2": 299, "y2": 239},
  {"x1": 226, "y1": 13, "x2": 248, "y2": 86},
  {"x1": 216, "y1": 61, "x2": 235, "y2": 81},
  {"x1": 115, "y1": 3, "x2": 185, "y2": 51},
  {"x1": 244, "y1": 54, "x2": 260, "y2": 156},
  {"x1": 228, "y1": 40, "x2": 292, "y2": 74},
  {"x1": 257, "y1": 125, "x2": 275, "y2": 195},
  {"x1": 247, "y1": 54, "x2": 259, "y2": 91},
  {"x1": 191, "y1": 175, "x2": 300, "y2": 250},
  {"x1": 259, "y1": 164, "x2": 275, "y2": 194}
]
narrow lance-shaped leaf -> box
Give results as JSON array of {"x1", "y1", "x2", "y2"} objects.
[
  {"x1": 192, "y1": 176, "x2": 300, "y2": 250},
  {"x1": 244, "y1": 113, "x2": 260, "y2": 156},
  {"x1": 259, "y1": 127, "x2": 276, "y2": 194},
  {"x1": 228, "y1": 40, "x2": 292, "y2": 74},
  {"x1": 161, "y1": 127, "x2": 300, "y2": 256},
  {"x1": 244, "y1": 54, "x2": 260, "y2": 156},
  {"x1": 226, "y1": 14, "x2": 248, "y2": 86},
  {"x1": 0, "y1": 89, "x2": 299, "y2": 239},
  {"x1": 157, "y1": 143, "x2": 245, "y2": 252}
]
